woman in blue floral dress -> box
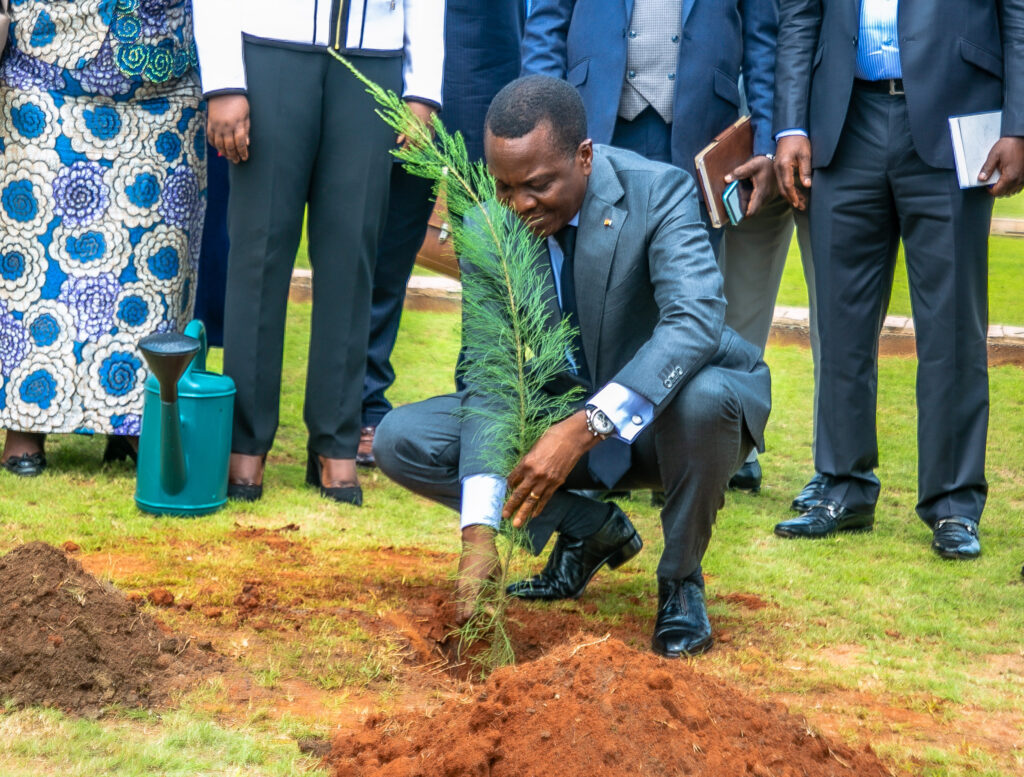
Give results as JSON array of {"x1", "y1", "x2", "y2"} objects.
[{"x1": 0, "y1": 0, "x2": 205, "y2": 475}]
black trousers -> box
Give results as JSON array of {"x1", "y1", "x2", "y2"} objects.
[
  {"x1": 810, "y1": 86, "x2": 993, "y2": 525},
  {"x1": 223, "y1": 40, "x2": 401, "y2": 458}
]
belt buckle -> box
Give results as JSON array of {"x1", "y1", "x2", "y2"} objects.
[{"x1": 888, "y1": 78, "x2": 904, "y2": 96}]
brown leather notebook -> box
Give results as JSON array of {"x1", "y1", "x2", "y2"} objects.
[{"x1": 694, "y1": 116, "x2": 753, "y2": 229}]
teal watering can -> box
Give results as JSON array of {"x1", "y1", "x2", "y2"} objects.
[{"x1": 135, "y1": 320, "x2": 235, "y2": 516}]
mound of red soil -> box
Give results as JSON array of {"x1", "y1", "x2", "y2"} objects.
[
  {"x1": 0, "y1": 542, "x2": 219, "y2": 717},
  {"x1": 330, "y1": 637, "x2": 892, "y2": 777}
]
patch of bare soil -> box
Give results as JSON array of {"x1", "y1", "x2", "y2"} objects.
[
  {"x1": 329, "y1": 636, "x2": 893, "y2": 777},
  {"x1": 0, "y1": 542, "x2": 221, "y2": 717}
]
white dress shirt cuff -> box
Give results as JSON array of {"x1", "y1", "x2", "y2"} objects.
[
  {"x1": 589, "y1": 382, "x2": 654, "y2": 443},
  {"x1": 192, "y1": 0, "x2": 247, "y2": 94},
  {"x1": 775, "y1": 129, "x2": 808, "y2": 141},
  {"x1": 460, "y1": 474, "x2": 506, "y2": 531}
]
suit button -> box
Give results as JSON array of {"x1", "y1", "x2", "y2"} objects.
[
  {"x1": 629, "y1": 30, "x2": 637, "y2": 38},
  {"x1": 628, "y1": 70, "x2": 636, "y2": 78}
]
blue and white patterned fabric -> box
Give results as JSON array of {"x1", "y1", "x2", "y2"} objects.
[{"x1": 0, "y1": 0, "x2": 204, "y2": 436}]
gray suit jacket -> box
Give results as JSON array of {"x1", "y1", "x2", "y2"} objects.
[{"x1": 460, "y1": 145, "x2": 770, "y2": 478}]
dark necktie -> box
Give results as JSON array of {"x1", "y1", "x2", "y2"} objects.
[
  {"x1": 555, "y1": 227, "x2": 630, "y2": 488},
  {"x1": 553, "y1": 225, "x2": 589, "y2": 381}
]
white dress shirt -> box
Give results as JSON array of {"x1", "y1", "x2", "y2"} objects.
[{"x1": 192, "y1": 0, "x2": 445, "y2": 106}]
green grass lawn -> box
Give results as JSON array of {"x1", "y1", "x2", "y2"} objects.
[{"x1": 2, "y1": 303, "x2": 1023, "y2": 776}]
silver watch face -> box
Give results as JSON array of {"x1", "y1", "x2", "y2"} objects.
[{"x1": 588, "y1": 407, "x2": 615, "y2": 436}]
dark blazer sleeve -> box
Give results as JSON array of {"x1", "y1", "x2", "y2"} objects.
[
  {"x1": 610, "y1": 168, "x2": 726, "y2": 412},
  {"x1": 1001, "y1": 0, "x2": 1024, "y2": 136},
  {"x1": 772, "y1": 0, "x2": 822, "y2": 137},
  {"x1": 741, "y1": 0, "x2": 781, "y2": 156},
  {"x1": 520, "y1": 0, "x2": 574, "y2": 77}
]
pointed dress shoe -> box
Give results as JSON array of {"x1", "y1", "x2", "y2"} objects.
[
  {"x1": 505, "y1": 506, "x2": 643, "y2": 601},
  {"x1": 651, "y1": 576, "x2": 713, "y2": 658},
  {"x1": 306, "y1": 451, "x2": 362, "y2": 506},
  {"x1": 790, "y1": 472, "x2": 832, "y2": 512},
  {"x1": 728, "y1": 458, "x2": 762, "y2": 493},
  {"x1": 774, "y1": 498, "x2": 874, "y2": 539},
  {"x1": 931, "y1": 516, "x2": 981, "y2": 560},
  {"x1": 1, "y1": 452, "x2": 46, "y2": 477},
  {"x1": 356, "y1": 426, "x2": 376, "y2": 468}
]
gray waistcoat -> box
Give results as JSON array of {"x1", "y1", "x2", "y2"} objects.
[{"x1": 618, "y1": 0, "x2": 683, "y2": 123}]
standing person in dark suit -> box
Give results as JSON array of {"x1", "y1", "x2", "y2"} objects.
[
  {"x1": 374, "y1": 77, "x2": 771, "y2": 656},
  {"x1": 358, "y1": 0, "x2": 525, "y2": 468},
  {"x1": 519, "y1": 0, "x2": 779, "y2": 248},
  {"x1": 772, "y1": 0, "x2": 1024, "y2": 558}
]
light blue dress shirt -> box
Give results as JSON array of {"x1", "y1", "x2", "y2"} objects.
[
  {"x1": 856, "y1": 0, "x2": 902, "y2": 81},
  {"x1": 460, "y1": 214, "x2": 655, "y2": 529},
  {"x1": 776, "y1": 0, "x2": 903, "y2": 141}
]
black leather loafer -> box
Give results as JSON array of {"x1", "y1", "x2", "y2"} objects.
[
  {"x1": 506, "y1": 505, "x2": 643, "y2": 601},
  {"x1": 774, "y1": 499, "x2": 874, "y2": 539},
  {"x1": 651, "y1": 575, "x2": 713, "y2": 658},
  {"x1": 790, "y1": 472, "x2": 832, "y2": 512},
  {"x1": 728, "y1": 458, "x2": 762, "y2": 493},
  {"x1": 2, "y1": 452, "x2": 46, "y2": 478},
  {"x1": 931, "y1": 516, "x2": 981, "y2": 560}
]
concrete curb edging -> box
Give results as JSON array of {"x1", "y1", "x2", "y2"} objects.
[{"x1": 288, "y1": 270, "x2": 1024, "y2": 365}]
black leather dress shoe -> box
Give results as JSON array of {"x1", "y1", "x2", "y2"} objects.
[
  {"x1": 356, "y1": 426, "x2": 376, "y2": 468},
  {"x1": 790, "y1": 472, "x2": 832, "y2": 512},
  {"x1": 2, "y1": 452, "x2": 46, "y2": 477},
  {"x1": 774, "y1": 499, "x2": 874, "y2": 539},
  {"x1": 651, "y1": 575, "x2": 713, "y2": 658},
  {"x1": 728, "y1": 459, "x2": 761, "y2": 493},
  {"x1": 931, "y1": 516, "x2": 981, "y2": 560},
  {"x1": 506, "y1": 506, "x2": 643, "y2": 601}
]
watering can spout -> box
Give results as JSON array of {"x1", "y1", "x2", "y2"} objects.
[{"x1": 138, "y1": 332, "x2": 201, "y2": 496}]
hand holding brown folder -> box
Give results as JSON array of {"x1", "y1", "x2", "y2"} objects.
[{"x1": 694, "y1": 116, "x2": 754, "y2": 228}]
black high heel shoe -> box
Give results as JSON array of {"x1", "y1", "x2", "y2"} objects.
[
  {"x1": 228, "y1": 454, "x2": 266, "y2": 502},
  {"x1": 102, "y1": 435, "x2": 138, "y2": 464},
  {"x1": 306, "y1": 451, "x2": 362, "y2": 506}
]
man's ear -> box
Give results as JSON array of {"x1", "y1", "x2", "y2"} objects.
[{"x1": 578, "y1": 139, "x2": 594, "y2": 174}]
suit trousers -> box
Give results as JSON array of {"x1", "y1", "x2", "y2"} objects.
[
  {"x1": 374, "y1": 365, "x2": 756, "y2": 581},
  {"x1": 223, "y1": 41, "x2": 401, "y2": 458},
  {"x1": 719, "y1": 198, "x2": 817, "y2": 463},
  {"x1": 361, "y1": 164, "x2": 435, "y2": 427},
  {"x1": 810, "y1": 86, "x2": 993, "y2": 525}
]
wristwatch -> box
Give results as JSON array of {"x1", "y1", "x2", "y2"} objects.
[{"x1": 585, "y1": 405, "x2": 616, "y2": 439}]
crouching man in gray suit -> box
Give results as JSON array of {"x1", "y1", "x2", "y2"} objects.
[{"x1": 374, "y1": 76, "x2": 770, "y2": 657}]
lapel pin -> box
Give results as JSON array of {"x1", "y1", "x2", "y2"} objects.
[{"x1": 603, "y1": 218, "x2": 612, "y2": 227}]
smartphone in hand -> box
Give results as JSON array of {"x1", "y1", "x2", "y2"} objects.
[{"x1": 723, "y1": 179, "x2": 753, "y2": 225}]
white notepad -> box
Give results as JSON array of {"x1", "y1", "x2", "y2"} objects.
[{"x1": 949, "y1": 110, "x2": 1002, "y2": 188}]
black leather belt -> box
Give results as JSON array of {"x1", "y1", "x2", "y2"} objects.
[{"x1": 854, "y1": 78, "x2": 905, "y2": 95}]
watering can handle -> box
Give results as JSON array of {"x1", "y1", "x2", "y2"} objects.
[{"x1": 183, "y1": 320, "x2": 208, "y2": 372}]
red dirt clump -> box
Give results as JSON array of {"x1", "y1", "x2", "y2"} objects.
[
  {"x1": 0, "y1": 542, "x2": 220, "y2": 717},
  {"x1": 329, "y1": 637, "x2": 892, "y2": 777}
]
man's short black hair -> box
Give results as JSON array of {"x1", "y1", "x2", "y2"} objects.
[{"x1": 485, "y1": 75, "x2": 587, "y2": 158}]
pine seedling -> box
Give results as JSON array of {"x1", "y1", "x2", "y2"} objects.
[{"x1": 333, "y1": 55, "x2": 584, "y2": 672}]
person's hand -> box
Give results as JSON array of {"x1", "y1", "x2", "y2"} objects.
[
  {"x1": 979, "y1": 136, "x2": 1024, "y2": 196},
  {"x1": 502, "y1": 411, "x2": 603, "y2": 528},
  {"x1": 397, "y1": 100, "x2": 438, "y2": 149},
  {"x1": 774, "y1": 134, "x2": 812, "y2": 210},
  {"x1": 454, "y1": 524, "x2": 500, "y2": 626},
  {"x1": 724, "y1": 154, "x2": 778, "y2": 217},
  {"x1": 207, "y1": 94, "x2": 250, "y2": 164}
]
